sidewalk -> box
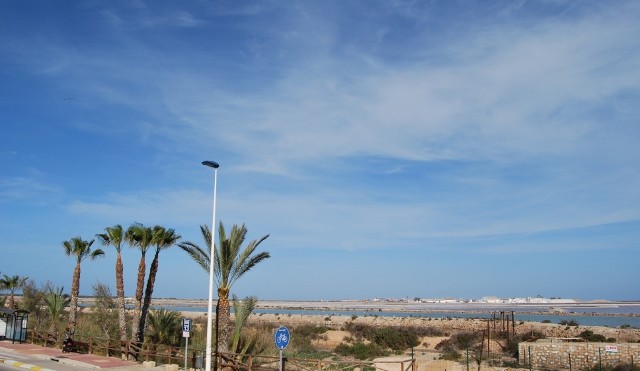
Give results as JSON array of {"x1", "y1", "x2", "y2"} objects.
[{"x1": 0, "y1": 340, "x2": 168, "y2": 370}]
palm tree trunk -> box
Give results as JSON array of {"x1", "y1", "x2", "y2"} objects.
[
  {"x1": 68, "y1": 262, "x2": 81, "y2": 333},
  {"x1": 8, "y1": 292, "x2": 15, "y2": 309},
  {"x1": 115, "y1": 253, "x2": 128, "y2": 359},
  {"x1": 217, "y1": 288, "x2": 231, "y2": 353},
  {"x1": 130, "y1": 255, "x2": 146, "y2": 345},
  {"x1": 138, "y1": 249, "x2": 160, "y2": 345}
]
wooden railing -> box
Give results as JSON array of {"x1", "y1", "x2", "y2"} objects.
[{"x1": 26, "y1": 330, "x2": 415, "y2": 371}]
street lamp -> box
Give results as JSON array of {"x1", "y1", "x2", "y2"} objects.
[{"x1": 202, "y1": 160, "x2": 219, "y2": 371}]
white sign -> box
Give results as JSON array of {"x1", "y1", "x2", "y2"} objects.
[
  {"x1": 183, "y1": 331, "x2": 190, "y2": 338},
  {"x1": 605, "y1": 345, "x2": 618, "y2": 354},
  {"x1": 182, "y1": 318, "x2": 192, "y2": 333}
]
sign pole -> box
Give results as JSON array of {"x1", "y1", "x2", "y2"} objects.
[
  {"x1": 274, "y1": 326, "x2": 290, "y2": 371},
  {"x1": 183, "y1": 318, "x2": 192, "y2": 370},
  {"x1": 185, "y1": 336, "x2": 189, "y2": 370}
]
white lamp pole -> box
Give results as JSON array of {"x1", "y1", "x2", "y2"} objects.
[{"x1": 202, "y1": 160, "x2": 219, "y2": 371}]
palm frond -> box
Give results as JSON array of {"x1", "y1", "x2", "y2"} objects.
[{"x1": 178, "y1": 241, "x2": 210, "y2": 272}]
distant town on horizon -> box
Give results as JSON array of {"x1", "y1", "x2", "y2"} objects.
[{"x1": 133, "y1": 295, "x2": 640, "y2": 304}]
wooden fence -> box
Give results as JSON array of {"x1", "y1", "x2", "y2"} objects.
[{"x1": 27, "y1": 330, "x2": 415, "y2": 371}]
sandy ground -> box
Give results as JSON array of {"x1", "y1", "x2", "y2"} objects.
[
  {"x1": 75, "y1": 297, "x2": 640, "y2": 342},
  {"x1": 174, "y1": 311, "x2": 640, "y2": 343}
]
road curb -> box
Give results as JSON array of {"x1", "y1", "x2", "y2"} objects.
[{"x1": 0, "y1": 357, "x2": 56, "y2": 371}]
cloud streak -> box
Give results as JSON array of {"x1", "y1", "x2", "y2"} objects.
[{"x1": 2, "y1": 0, "x2": 639, "y2": 299}]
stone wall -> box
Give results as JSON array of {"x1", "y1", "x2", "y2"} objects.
[{"x1": 519, "y1": 340, "x2": 640, "y2": 370}]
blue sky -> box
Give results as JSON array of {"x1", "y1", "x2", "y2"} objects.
[{"x1": 1, "y1": 1, "x2": 639, "y2": 301}]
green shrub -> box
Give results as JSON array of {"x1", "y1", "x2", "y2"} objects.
[
  {"x1": 559, "y1": 319, "x2": 579, "y2": 326},
  {"x1": 439, "y1": 350, "x2": 461, "y2": 361},
  {"x1": 343, "y1": 323, "x2": 422, "y2": 352},
  {"x1": 578, "y1": 330, "x2": 607, "y2": 342},
  {"x1": 294, "y1": 324, "x2": 329, "y2": 339},
  {"x1": 372, "y1": 327, "x2": 419, "y2": 351},
  {"x1": 335, "y1": 342, "x2": 388, "y2": 360}
]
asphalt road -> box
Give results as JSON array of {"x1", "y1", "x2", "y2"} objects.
[{"x1": 0, "y1": 349, "x2": 93, "y2": 370}]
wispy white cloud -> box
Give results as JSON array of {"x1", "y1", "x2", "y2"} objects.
[
  {"x1": 2, "y1": 0, "x2": 640, "y2": 299},
  {"x1": 67, "y1": 189, "x2": 210, "y2": 228},
  {"x1": 0, "y1": 176, "x2": 62, "y2": 202},
  {"x1": 46, "y1": 0, "x2": 640, "y2": 249}
]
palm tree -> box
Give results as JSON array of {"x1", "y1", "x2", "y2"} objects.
[
  {"x1": 42, "y1": 285, "x2": 70, "y2": 333},
  {"x1": 230, "y1": 295, "x2": 265, "y2": 359},
  {"x1": 146, "y1": 308, "x2": 181, "y2": 347},
  {"x1": 62, "y1": 236, "x2": 105, "y2": 333},
  {"x1": 125, "y1": 223, "x2": 154, "y2": 345},
  {"x1": 0, "y1": 271, "x2": 4, "y2": 307},
  {"x1": 179, "y1": 222, "x2": 270, "y2": 352},
  {"x1": 0, "y1": 274, "x2": 28, "y2": 308},
  {"x1": 137, "y1": 226, "x2": 181, "y2": 345},
  {"x1": 96, "y1": 224, "x2": 128, "y2": 357}
]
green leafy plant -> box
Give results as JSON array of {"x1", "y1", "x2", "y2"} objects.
[
  {"x1": 578, "y1": 330, "x2": 608, "y2": 342},
  {"x1": 559, "y1": 319, "x2": 579, "y2": 326},
  {"x1": 335, "y1": 342, "x2": 388, "y2": 360}
]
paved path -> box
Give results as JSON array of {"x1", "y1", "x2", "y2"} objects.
[{"x1": 0, "y1": 341, "x2": 166, "y2": 370}]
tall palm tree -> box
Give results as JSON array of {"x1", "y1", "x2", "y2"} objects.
[
  {"x1": 0, "y1": 274, "x2": 28, "y2": 308},
  {"x1": 179, "y1": 222, "x2": 270, "y2": 352},
  {"x1": 125, "y1": 223, "x2": 154, "y2": 345},
  {"x1": 96, "y1": 224, "x2": 128, "y2": 358},
  {"x1": 62, "y1": 236, "x2": 104, "y2": 333},
  {"x1": 137, "y1": 226, "x2": 180, "y2": 345},
  {"x1": 178, "y1": 225, "x2": 212, "y2": 272}
]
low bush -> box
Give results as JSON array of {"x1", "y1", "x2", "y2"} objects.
[
  {"x1": 335, "y1": 342, "x2": 388, "y2": 360},
  {"x1": 578, "y1": 330, "x2": 608, "y2": 342},
  {"x1": 559, "y1": 319, "x2": 580, "y2": 326}
]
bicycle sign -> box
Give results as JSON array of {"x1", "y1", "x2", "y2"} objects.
[{"x1": 274, "y1": 326, "x2": 290, "y2": 349}]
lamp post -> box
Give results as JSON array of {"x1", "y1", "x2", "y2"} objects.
[{"x1": 202, "y1": 160, "x2": 219, "y2": 371}]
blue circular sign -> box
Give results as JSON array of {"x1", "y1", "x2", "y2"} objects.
[{"x1": 274, "y1": 326, "x2": 290, "y2": 349}]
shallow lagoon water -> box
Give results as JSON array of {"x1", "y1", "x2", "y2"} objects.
[{"x1": 157, "y1": 305, "x2": 640, "y2": 328}]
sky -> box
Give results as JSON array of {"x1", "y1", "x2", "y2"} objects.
[{"x1": 1, "y1": 0, "x2": 639, "y2": 302}]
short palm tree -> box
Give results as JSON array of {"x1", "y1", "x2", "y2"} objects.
[
  {"x1": 62, "y1": 236, "x2": 105, "y2": 333},
  {"x1": 42, "y1": 285, "x2": 70, "y2": 333},
  {"x1": 125, "y1": 223, "x2": 154, "y2": 345},
  {"x1": 230, "y1": 295, "x2": 265, "y2": 359},
  {"x1": 179, "y1": 222, "x2": 270, "y2": 352},
  {"x1": 96, "y1": 224, "x2": 128, "y2": 357},
  {"x1": 0, "y1": 274, "x2": 28, "y2": 308},
  {"x1": 147, "y1": 308, "x2": 181, "y2": 347},
  {"x1": 137, "y1": 226, "x2": 180, "y2": 344}
]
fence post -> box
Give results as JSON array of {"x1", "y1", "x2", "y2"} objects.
[
  {"x1": 598, "y1": 347, "x2": 602, "y2": 371},
  {"x1": 466, "y1": 347, "x2": 469, "y2": 371}
]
